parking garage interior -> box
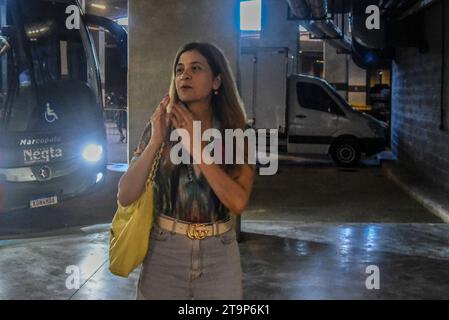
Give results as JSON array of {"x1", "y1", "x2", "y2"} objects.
[{"x1": 0, "y1": 0, "x2": 449, "y2": 300}]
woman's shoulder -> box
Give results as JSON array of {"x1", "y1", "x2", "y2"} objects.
[{"x1": 133, "y1": 120, "x2": 152, "y2": 158}]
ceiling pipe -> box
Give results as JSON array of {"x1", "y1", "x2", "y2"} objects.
[
  {"x1": 397, "y1": 0, "x2": 439, "y2": 20},
  {"x1": 287, "y1": 0, "x2": 352, "y2": 53},
  {"x1": 307, "y1": 0, "x2": 352, "y2": 52},
  {"x1": 286, "y1": 0, "x2": 310, "y2": 19},
  {"x1": 286, "y1": 0, "x2": 326, "y2": 38}
]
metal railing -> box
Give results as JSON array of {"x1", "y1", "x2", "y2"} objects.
[{"x1": 103, "y1": 108, "x2": 128, "y2": 144}]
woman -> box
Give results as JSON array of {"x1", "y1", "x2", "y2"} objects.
[{"x1": 117, "y1": 42, "x2": 256, "y2": 300}]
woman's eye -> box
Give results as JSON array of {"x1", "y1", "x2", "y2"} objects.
[
  {"x1": 176, "y1": 68, "x2": 183, "y2": 75},
  {"x1": 192, "y1": 66, "x2": 200, "y2": 72}
]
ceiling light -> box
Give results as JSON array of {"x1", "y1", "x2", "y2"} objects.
[{"x1": 91, "y1": 3, "x2": 107, "y2": 10}]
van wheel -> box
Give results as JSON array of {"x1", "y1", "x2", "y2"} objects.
[{"x1": 330, "y1": 138, "x2": 361, "y2": 167}]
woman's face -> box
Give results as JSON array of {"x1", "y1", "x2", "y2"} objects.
[{"x1": 175, "y1": 50, "x2": 221, "y2": 105}]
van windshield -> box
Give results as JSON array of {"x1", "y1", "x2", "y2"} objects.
[{"x1": 324, "y1": 80, "x2": 358, "y2": 113}]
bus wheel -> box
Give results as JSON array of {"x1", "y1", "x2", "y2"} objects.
[{"x1": 330, "y1": 138, "x2": 361, "y2": 167}]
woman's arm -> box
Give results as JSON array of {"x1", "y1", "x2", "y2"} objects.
[
  {"x1": 117, "y1": 138, "x2": 161, "y2": 206},
  {"x1": 117, "y1": 96, "x2": 170, "y2": 206},
  {"x1": 198, "y1": 162, "x2": 256, "y2": 215}
]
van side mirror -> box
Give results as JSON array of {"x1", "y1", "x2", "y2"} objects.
[
  {"x1": 327, "y1": 104, "x2": 336, "y2": 113},
  {"x1": 328, "y1": 104, "x2": 345, "y2": 116}
]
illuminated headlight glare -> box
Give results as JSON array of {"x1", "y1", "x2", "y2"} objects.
[
  {"x1": 82, "y1": 144, "x2": 103, "y2": 162},
  {"x1": 96, "y1": 172, "x2": 104, "y2": 183}
]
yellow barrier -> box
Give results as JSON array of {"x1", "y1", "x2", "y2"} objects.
[{"x1": 350, "y1": 104, "x2": 372, "y2": 111}]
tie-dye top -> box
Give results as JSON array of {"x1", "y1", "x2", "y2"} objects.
[{"x1": 131, "y1": 117, "x2": 230, "y2": 224}]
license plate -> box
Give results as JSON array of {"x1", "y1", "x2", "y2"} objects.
[{"x1": 30, "y1": 195, "x2": 58, "y2": 208}]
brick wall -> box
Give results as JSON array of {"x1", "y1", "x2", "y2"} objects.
[{"x1": 391, "y1": 2, "x2": 449, "y2": 191}]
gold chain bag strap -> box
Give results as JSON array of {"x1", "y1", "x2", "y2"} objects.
[{"x1": 109, "y1": 143, "x2": 164, "y2": 277}]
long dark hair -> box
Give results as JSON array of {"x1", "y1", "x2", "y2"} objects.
[
  {"x1": 168, "y1": 42, "x2": 247, "y2": 133},
  {"x1": 134, "y1": 43, "x2": 252, "y2": 177}
]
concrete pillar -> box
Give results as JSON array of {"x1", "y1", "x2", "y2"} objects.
[
  {"x1": 128, "y1": 0, "x2": 240, "y2": 161},
  {"x1": 348, "y1": 59, "x2": 367, "y2": 106},
  {"x1": 324, "y1": 42, "x2": 367, "y2": 106},
  {"x1": 323, "y1": 42, "x2": 348, "y2": 99}
]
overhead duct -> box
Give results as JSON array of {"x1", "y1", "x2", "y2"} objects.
[
  {"x1": 287, "y1": 0, "x2": 352, "y2": 53},
  {"x1": 286, "y1": 0, "x2": 310, "y2": 19},
  {"x1": 349, "y1": 0, "x2": 428, "y2": 69},
  {"x1": 307, "y1": 0, "x2": 352, "y2": 52},
  {"x1": 289, "y1": 0, "x2": 433, "y2": 69},
  {"x1": 286, "y1": 0, "x2": 326, "y2": 38},
  {"x1": 351, "y1": 0, "x2": 388, "y2": 49}
]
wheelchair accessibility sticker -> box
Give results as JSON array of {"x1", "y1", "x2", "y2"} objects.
[{"x1": 45, "y1": 103, "x2": 59, "y2": 123}]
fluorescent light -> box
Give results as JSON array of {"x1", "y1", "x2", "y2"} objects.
[
  {"x1": 240, "y1": 0, "x2": 262, "y2": 31},
  {"x1": 91, "y1": 3, "x2": 107, "y2": 10}
]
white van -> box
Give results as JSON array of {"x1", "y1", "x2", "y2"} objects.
[
  {"x1": 286, "y1": 74, "x2": 388, "y2": 167},
  {"x1": 240, "y1": 47, "x2": 388, "y2": 167}
]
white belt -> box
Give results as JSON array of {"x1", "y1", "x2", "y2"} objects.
[{"x1": 156, "y1": 214, "x2": 233, "y2": 240}]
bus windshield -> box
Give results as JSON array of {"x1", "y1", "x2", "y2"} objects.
[{"x1": 0, "y1": 0, "x2": 102, "y2": 133}]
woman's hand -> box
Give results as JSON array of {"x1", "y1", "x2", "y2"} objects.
[
  {"x1": 150, "y1": 95, "x2": 171, "y2": 146},
  {"x1": 170, "y1": 102, "x2": 256, "y2": 215}
]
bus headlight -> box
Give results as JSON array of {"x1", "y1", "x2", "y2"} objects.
[{"x1": 82, "y1": 144, "x2": 103, "y2": 162}]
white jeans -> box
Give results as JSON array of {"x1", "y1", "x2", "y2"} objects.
[{"x1": 136, "y1": 223, "x2": 243, "y2": 300}]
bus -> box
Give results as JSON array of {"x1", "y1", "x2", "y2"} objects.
[{"x1": 0, "y1": 0, "x2": 127, "y2": 212}]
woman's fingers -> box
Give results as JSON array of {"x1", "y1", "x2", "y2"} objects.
[
  {"x1": 170, "y1": 113, "x2": 180, "y2": 128},
  {"x1": 158, "y1": 95, "x2": 170, "y2": 112},
  {"x1": 170, "y1": 113, "x2": 182, "y2": 129},
  {"x1": 175, "y1": 102, "x2": 192, "y2": 120},
  {"x1": 170, "y1": 107, "x2": 184, "y2": 127},
  {"x1": 156, "y1": 95, "x2": 169, "y2": 109},
  {"x1": 172, "y1": 102, "x2": 193, "y2": 124},
  {"x1": 151, "y1": 95, "x2": 170, "y2": 122},
  {"x1": 171, "y1": 105, "x2": 188, "y2": 128},
  {"x1": 162, "y1": 95, "x2": 170, "y2": 108},
  {"x1": 170, "y1": 104, "x2": 181, "y2": 121}
]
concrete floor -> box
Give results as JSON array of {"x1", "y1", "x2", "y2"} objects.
[
  {"x1": 240, "y1": 222, "x2": 449, "y2": 299},
  {"x1": 1, "y1": 222, "x2": 449, "y2": 299},
  {"x1": 1, "y1": 152, "x2": 440, "y2": 238},
  {"x1": 1, "y1": 150, "x2": 448, "y2": 299},
  {"x1": 244, "y1": 154, "x2": 441, "y2": 223}
]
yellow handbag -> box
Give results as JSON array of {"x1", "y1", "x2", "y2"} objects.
[{"x1": 109, "y1": 144, "x2": 163, "y2": 277}]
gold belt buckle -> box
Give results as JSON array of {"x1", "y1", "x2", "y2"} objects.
[{"x1": 186, "y1": 224, "x2": 209, "y2": 240}]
